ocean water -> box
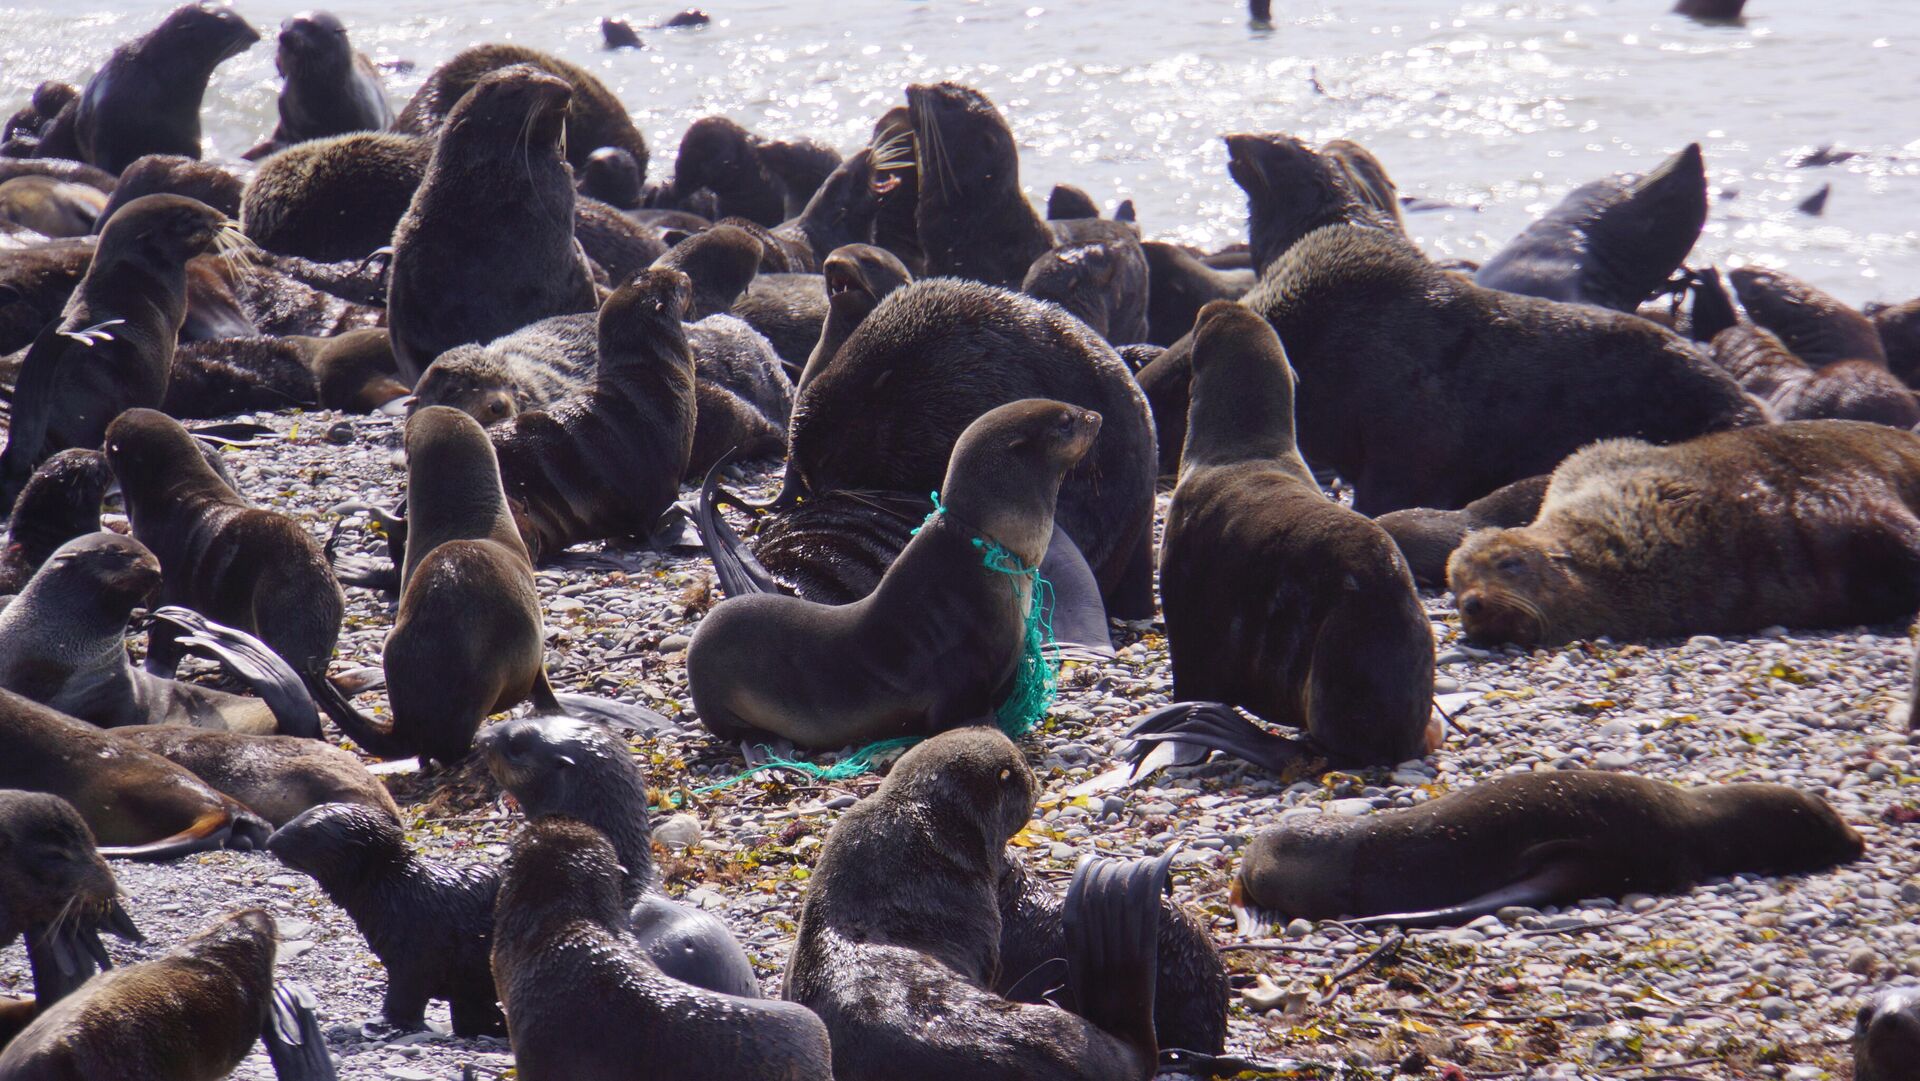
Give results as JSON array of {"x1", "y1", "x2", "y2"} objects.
[{"x1": 1, "y1": 0, "x2": 1913, "y2": 304}]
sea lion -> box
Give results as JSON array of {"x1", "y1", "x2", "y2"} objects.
[
  {"x1": 0, "y1": 908, "x2": 283, "y2": 1079},
  {"x1": 1448, "y1": 421, "x2": 1920, "y2": 648},
  {"x1": 785, "y1": 727, "x2": 1171, "y2": 1081},
  {"x1": 0, "y1": 176, "x2": 107, "y2": 237},
  {"x1": 393, "y1": 43, "x2": 648, "y2": 177},
  {"x1": 1140, "y1": 240, "x2": 1253, "y2": 348},
  {"x1": 787, "y1": 278, "x2": 1157, "y2": 616},
  {"x1": 1374, "y1": 474, "x2": 1553, "y2": 588},
  {"x1": 266, "y1": 803, "x2": 504, "y2": 1035},
  {"x1": 0, "y1": 195, "x2": 237, "y2": 506},
  {"x1": 93, "y1": 153, "x2": 244, "y2": 227},
  {"x1": 0, "y1": 687, "x2": 270, "y2": 856},
  {"x1": 114, "y1": 725, "x2": 399, "y2": 827},
  {"x1": 1729, "y1": 266, "x2": 1890, "y2": 368},
  {"x1": 0, "y1": 449, "x2": 110, "y2": 595},
  {"x1": 243, "y1": 11, "x2": 393, "y2": 161},
  {"x1": 33, "y1": 2, "x2": 259, "y2": 174},
  {"x1": 1145, "y1": 303, "x2": 1435, "y2": 771},
  {"x1": 1223, "y1": 132, "x2": 1403, "y2": 274},
  {"x1": 579, "y1": 146, "x2": 643, "y2": 208},
  {"x1": 1869, "y1": 297, "x2": 1920, "y2": 385},
  {"x1": 477, "y1": 714, "x2": 760, "y2": 997},
  {"x1": 666, "y1": 116, "x2": 801, "y2": 227},
  {"x1": 492, "y1": 817, "x2": 833, "y2": 1081},
  {"x1": 1233, "y1": 771, "x2": 1862, "y2": 926},
  {"x1": 1856, "y1": 988, "x2": 1920, "y2": 1081},
  {"x1": 1476, "y1": 144, "x2": 1707, "y2": 313},
  {"x1": 386, "y1": 65, "x2": 597, "y2": 382},
  {"x1": 688, "y1": 399, "x2": 1099, "y2": 748},
  {"x1": 1708, "y1": 323, "x2": 1920, "y2": 427},
  {"x1": 240, "y1": 131, "x2": 429, "y2": 261}
]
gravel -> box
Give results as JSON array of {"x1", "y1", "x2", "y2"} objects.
[{"x1": 4, "y1": 406, "x2": 1913, "y2": 1079}]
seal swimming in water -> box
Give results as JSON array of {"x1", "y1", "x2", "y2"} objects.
[
  {"x1": 1855, "y1": 988, "x2": 1920, "y2": 1081},
  {"x1": 1448, "y1": 421, "x2": 1920, "y2": 648},
  {"x1": 386, "y1": 64, "x2": 597, "y2": 382},
  {"x1": 114, "y1": 725, "x2": 399, "y2": 827},
  {"x1": 688, "y1": 399, "x2": 1099, "y2": 748},
  {"x1": 243, "y1": 11, "x2": 393, "y2": 161},
  {"x1": 1232, "y1": 771, "x2": 1862, "y2": 927},
  {"x1": 785, "y1": 728, "x2": 1175, "y2": 1081},
  {"x1": 491, "y1": 817, "x2": 834, "y2": 1081},
  {"x1": 0, "y1": 448, "x2": 111, "y2": 595},
  {"x1": 266, "y1": 803, "x2": 504, "y2": 1035}
]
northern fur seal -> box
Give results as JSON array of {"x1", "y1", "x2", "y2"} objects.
[
  {"x1": 785, "y1": 728, "x2": 1173, "y2": 1081},
  {"x1": 1144, "y1": 303, "x2": 1435, "y2": 771},
  {"x1": 787, "y1": 278, "x2": 1157, "y2": 615},
  {"x1": 1476, "y1": 143, "x2": 1707, "y2": 313},
  {"x1": 0, "y1": 235, "x2": 93, "y2": 355},
  {"x1": 579, "y1": 146, "x2": 643, "y2": 208},
  {"x1": 1022, "y1": 236, "x2": 1150, "y2": 344},
  {"x1": 0, "y1": 175, "x2": 107, "y2": 237},
  {"x1": 243, "y1": 11, "x2": 392, "y2": 161},
  {"x1": 394, "y1": 43, "x2": 649, "y2": 177},
  {"x1": 666, "y1": 116, "x2": 802, "y2": 227},
  {"x1": 1869, "y1": 297, "x2": 1920, "y2": 384},
  {"x1": 1223, "y1": 132, "x2": 1404, "y2": 274},
  {"x1": 1730, "y1": 265, "x2": 1890, "y2": 368},
  {"x1": 0, "y1": 448, "x2": 110, "y2": 594},
  {"x1": 266, "y1": 803, "x2": 504, "y2": 1035},
  {"x1": 1448, "y1": 421, "x2": 1920, "y2": 647},
  {"x1": 387, "y1": 65, "x2": 596, "y2": 382},
  {"x1": 477, "y1": 714, "x2": 760, "y2": 997},
  {"x1": 1140, "y1": 240, "x2": 1254, "y2": 347},
  {"x1": 1374, "y1": 475, "x2": 1552, "y2": 588},
  {"x1": 31, "y1": 2, "x2": 259, "y2": 173},
  {"x1": 791, "y1": 242, "x2": 913, "y2": 390},
  {"x1": 492, "y1": 818, "x2": 833, "y2": 1081},
  {"x1": 1856, "y1": 988, "x2": 1920, "y2": 1081},
  {"x1": 1708, "y1": 323, "x2": 1920, "y2": 427},
  {"x1": 114, "y1": 726, "x2": 399, "y2": 827},
  {"x1": 0, "y1": 688, "x2": 270, "y2": 857},
  {"x1": 93, "y1": 153, "x2": 244, "y2": 226},
  {"x1": 688, "y1": 399, "x2": 1099, "y2": 748},
  {"x1": 240, "y1": 131, "x2": 429, "y2": 261},
  {"x1": 1233, "y1": 771, "x2": 1862, "y2": 926},
  {"x1": 0, "y1": 195, "x2": 237, "y2": 506}
]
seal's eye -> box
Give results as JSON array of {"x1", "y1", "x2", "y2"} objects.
[{"x1": 1495, "y1": 556, "x2": 1526, "y2": 574}]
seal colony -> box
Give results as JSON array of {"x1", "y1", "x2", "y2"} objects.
[{"x1": 0, "y1": 3, "x2": 1915, "y2": 1077}]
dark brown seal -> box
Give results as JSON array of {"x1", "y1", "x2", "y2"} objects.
[
  {"x1": 0, "y1": 194, "x2": 235, "y2": 506},
  {"x1": 93, "y1": 153, "x2": 244, "y2": 227},
  {"x1": 665, "y1": 116, "x2": 799, "y2": 227},
  {"x1": 114, "y1": 726, "x2": 399, "y2": 827},
  {"x1": 1022, "y1": 235, "x2": 1150, "y2": 344},
  {"x1": 240, "y1": 131, "x2": 429, "y2": 261},
  {"x1": 1867, "y1": 296, "x2": 1920, "y2": 386},
  {"x1": 0, "y1": 448, "x2": 110, "y2": 594},
  {"x1": 790, "y1": 241, "x2": 913, "y2": 390},
  {"x1": 0, "y1": 175, "x2": 107, "y2": 237},
  {"x1": 1374, "y1": 474, "x2": 1552, "y2": 588},
  {"x1": 1233, "y1": 771, "x2": 1862, "y2": 926},
  {"x1": 1140, "y1": 240, "x2": 1254, "y2": 347},
  {"x1": 1448, "y1": 421, "x2": 1920, "y2": 647},
  {"x1": 1709, "y1": 322, "x2": 1920, "y2": 427},
  {"x1": 386, "y1": 64, "x2": 597, "y2": 382},
  {"x1": 1855, "y1": 988, "x2": 1920, "y2": 1081},
  {"x1": 1224, "y1": 132, "x2": 1404, "y2": 274},
  {"x1": 1729, "y1": 265, "x2": 1889, "y2": 368},
  {"x1": 243, "y1": 11, "x2": 393, "y2": 160},
  {"x1": 267, "y1": 802, "x2": 504, "y2": 1034},
  {"x1": 688, "y1": 399, "x2": 1098, "y2": 748},
  {"x1": 785, "y1": 728, "x2": 1172, "y2": 1081},
  {"x1": 1153, "y1": 303, "x2": 1435, "y2": 769},
  {"x1": 492, "y1": 817, "x2": 833, "y2": 1081},
  {"x1": 0, "y1": 235, "x2": 92, "y2": 355}
]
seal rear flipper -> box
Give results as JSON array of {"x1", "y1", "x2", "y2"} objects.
[
  {"x1": 97, "y1": 807, "x2": 262, "y2": 861},
  {"x1": 25, "y1": 922, "x2": 106, "y2": 1006},
  {"x1": 329, "y1": 554, "x2": 400, "y2": 592},
  {"x1": 325, "y1": 500, "x2": 406, "y2": 592},
  {"x1": 264, "y1": 982, "x2": 339, "y2": 1081},
  {"x1": 1064, "y1": 849, "x2": 1171, "y2": 1059},
  {"x1": 550, "y1": 691, "x2": 674, "y2": 733},
  {"x1": 149, "y1": 606, "x2": 325, "y2": 739},
  {"x1": 1122, "y1": 702, "x2": 1312, "y2": 776},
  {"x1": 692, "y1": 450, "x2": 788, "y2": 598},
  {"x1": 0, "y1": 320, "x2": 69, "y2": 505},
  {"x1": 1037, "y1": 524, "x2": 1114, "y2": 656},
  {"x1": 1340, "y1": 841, "x2": 1603, "y2": 929},
  {"x1": 302, "y1": 672, "x2": 413, "y2": 761},
  {"x1": 184, "y1": 421, "x2": 277, "y2": 447}
]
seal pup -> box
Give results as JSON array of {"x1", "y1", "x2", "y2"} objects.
[
  {"x1": 386, "y1": 65, "x2": 597, "y2": 382},
  {"x1": 30, "y1": 2, "x2": 259, "y2": 174},
  {"x1": 1867, "y1": 296, "x2": 1920, "y2": 385},
  {"x1": 1144, "y1": 303, "x2": 1435, "y2": 772},
  {"x1": 492, "y1": 817, "x2": 833, "y2": 1081},
  {"x1": 243, "y1": 11, "x2": 393, "y2": 161},
  {"x1": 1729, "y1": 265, "x2": 1890, "y2": 368},
  {"x1": 93, "y1": 153, "x2": 244, "y2": 225},
  {"x1": 1224, "y1": 132, "x2": 1404, "y2": 274},
  {"x1": 785, "y1": 728, "x2": 1172, "y2": 1081},
  {"x1": 1022, "y1": 237, "x2": 1150, "y2": 344},
  {"x1": 1448, "y1": 421, "x2": 1920, "y2": 647},
  {"x1": 1856, "y1": 988, "x2": 1920, "y2": 1081},
  {"x1": 1708, "y1": 323, "x2": 1920, "y2": 427},
  {"x1": 1374, "y1": 475, "x2": 1552, "y2": 588},
  {"x1": 240, "y1": 131, "x2": 430, "y2": 262},
  {"x1": 0, "y1": 176, "x2": 107, "y2": 237},
  {"x1": 114, "y1": 726, "x2": 399, "y2": 827},
  {"x1": 666, "y1": 116, "x2": 802, "y2": 227},
  {"x1": 0, "y1": 688, "x2": 270, "y2": 857},
  {"x1": 1233, "y1": 771, "x2": 1862, "y2": 927},
  {"x1": 0, "y1": 448, "x2": 110, "y2": 595},
  {"x1": 0, "y1": 195, "x2": 237, "y2": 506},
  {"x1": 688, "y1": 399, "x2": 1099, "y2": 748},
  {"x1": 266, "y1": 803, "x2": 503, "y2": 1035},
  {"x1": 477, "y1": 714, "x2": 760, "y2": 997},
  {"x1": 1140, "y1": 240, "x2": 1254, "y2": 347},
  {"x1": 1476, "y1": 144, "x2": 1707, "y2": 313},
  {"x1": 579, "y1": 146, "x2": 643, "y2": 208}
]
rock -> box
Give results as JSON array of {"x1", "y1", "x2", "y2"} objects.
[
  {"x1": 652, "y1": 813, "x2": 702, "y2": 850},
  {"x1": 1284, "y1": 918, "x2": 1314, "y2": 939},
  {"x1": 1848, "y1": 947, "x2": 1880, "y2": 975},
  {"x1": 658, "y1": 633, "x2": 692, "y2": 654},
  {"x1": 325, "y1": 421, "x2": 355, "y2": 445}
]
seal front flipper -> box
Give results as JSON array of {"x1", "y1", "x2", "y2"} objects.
[
  {"x1": 550, "y1": 692, "x2": 674, "y2": 734},
  {"x1": 692, "y1": 451, "x2": 788, "y2": 598},
  {"x1": 1340, "y1": 840, "x2": 1604, "y2": 929},
  {"x1": 263, "y1": 982, "x2": 339, "y2": 1081},
  {"x1": 1123, "y1": 702, "x2": 1314, "y2": 776},
  {"x1": 1037, "y1": 524, "x2": 1114, "y2": 656},
  {"x1": 25, "y1": 922, "x2": 108, "y2": 1006},
  {"x1": 149, "y1": 606, "x2": 325, "y2": 739},
  {"x1": 1064, "y1": 850, "x2": 1170, "y2": 1062},
  {"x1": 185, "y1": 421, "x2": 278, "y2": 447}
]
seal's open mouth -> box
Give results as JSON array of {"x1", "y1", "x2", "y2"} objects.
[{"x1": 823, "y1": 261, "x2": 864, "y2": 299}]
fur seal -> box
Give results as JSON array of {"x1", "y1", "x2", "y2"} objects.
[
  {"x1": 1046, "y1": 184, "x2": 1100, "y2": 221},
  {"x1": 1141, "y1": 240, "x2": 1253, "y2": 347},
  {"x1": 1476, "y1": 144, "x2": 1707, "y2": 313},
  {"x1": 0, "y1": 687, "x2": 270, "y2": 857},
  {"x1": 1709, "y1": 322, "x2": 1920, "y2": 427},
  {"x1": 1448, "y1": 421, "x2": 1920, "y2": 647},
  {"x1": 1, "y1": 82, "x2": 83, "y2": 158},
  {"x1": 579, "y1": 146, "x2": 643, "y2": 209},
  {"x1": 0, "y1": 235, "x2": 93, "y2": 354},
  {"x1": 386, "y1": 65, "x2": 597, "y2": 382},
  {"x1": 93, "y1": 153, "x2": 243, "y2": 227},
  {"x1": 33, "y1": 2, "x2": 259, "y2": 174},
  {"x1": 1375, "y1": 474, "x2": 1552, "y2": 588},
  {"x1": 0, "y1": 176, "x2": 107, "y2": 237},
  {"x1": 790, "y1": 241, "x2": 912, "y2": 389},
  {"x1": 492, "y1": 817, "x2": 833, "y2": 1081},
  {"x1": 243, "y1": 11, "x2": 392, "y2": 161},
  {"x1": 1224, "y1": 132, "x2": 1403, "y2": 274},
  {"x1": 1868, "y1": 297, "x2": 1920, "y2": 385},
  {"x1": 1856, "y1": 988, "x2": 1920, "y2": 1081},
  {"x1": 114, "y1": 725, "x2": 398, "y2": 827},
  {"x1": 769, "y1": 146, "x2": 883, "y2": 268},
  {"x1": 666, "y1": 116, "x2": 803, "y2": 227},
  {"x1": 787, "y1": 278, "x2": 1158, "y2": 616},
  {"x1": 1022, "y1": 236, "x2": 1150, "y2": 344},
  {"x1": 689, "y1": 399, "x2": 1098, "y2": 747},
  {"x1": 1147, "y1": 303, "x2": 1435, "y2": 771},
  {"x1": 1729, "y1": 266, "x2": 1890, "y2": 368},
  {"x1": 1233, "y1": 771, "x2": 1862, "y2": 926},
  {"x1": 266, "y1": 803, "x2": 504, "y2": 1035},
  {"x1": 240, "y1": 131, "x2": 429, "y2": 261},
  {"x1": 0, "y1": 448, "x2": 110, "y2": 595},
  {"x1": 0, "y1": 195, "x2": 237, "y2": 506},
  {"x1": 477, "y1": 714, "x2": 760, "y2": 997},
  {"x1": 393, "y1": 43, "x2": 648, "y2": 178},
  {"x1": 785, "y1": 727, "x2": 1172, "y2": 1081},
  {"x1": 1674, "y1": 0, "x2": 1746, "y2": 20},
  {"x1": 304, "y1": 327, "x2": 409, "y2": 412}
]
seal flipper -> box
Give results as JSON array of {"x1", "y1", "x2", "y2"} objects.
[
  {"x1": 26, "y1": 922, "x2": 107, "y2": 1006},
  {"x1": 1037, "y1": 524, "x2": 1114, "y2": 656},
  {"x1": 550, "y1": 692, "x2": 674, "y2": 734},
  {"x1": 1340, "y1": 840, "x2": 1603, "y2": 929},
  {"x1": 149, "y1": 606, "x2": 325, "y2": 739},
  {"x1": 263, "y1": 982, "x2": 339, "y2": 1081},
  {"x1": 692, "y1": 452, "x2": 788, "y2": 598},
  {"x1": 97, "y1": 806, "x2": 271, "y2": 861},
  {"x1": 302, "y1": 674, "x2": 414, "y2": 761},
  {"x1": 0, "y1": 320, "x2": 70, "y2": 505},
  {"x1": 1123, "y1": 702, "x2": 1314, "y2": 776},
  {"x1": 1064, "y1": 850, "x2": 1170, "y2": 1060},
  {"x1": 184, "y1": 421, "x2": 277, "y2": 447},
  {"x1": 325, "y1": 500, "x2": 407, "y2": 593}
]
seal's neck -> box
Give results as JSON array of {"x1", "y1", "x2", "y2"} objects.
[{"x1": 1182, "y1": 344, "x2": 1314, "y2": 483}]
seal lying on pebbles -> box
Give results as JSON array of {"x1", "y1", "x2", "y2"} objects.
[
  {"x1": 1449, "y1": 421, "x2": 1920, "y2": 647},
  {"x1": 1730, "y1": 266, "x2": 1889, "y2": 369},
  {"x1": 114, "y1": 726, "x2": 398, "y2": 827},
  {"x1": 266, "y1": 803, "x2": 504, "y2": 1035},
  {"x1": 1374, "y1": 475, "x2": 1552, "y2": 588},
  {"x1": 492, "y1": 818, "x2": 834, "y2": 1081},
  {"x1": 1476, "y1": 144, "x2": 1707, "y2": 313},
  {"x1": 1708, "y1": 323, "x2": 1920, "y2": 427},
  {"x1": 1224, "y1": 132, "x2": 1405, "y2": 274},
  {"x1": 0, "y1": 688, "x2": 270, "y2": 857},
  {"x1": 785, "y1": 728, "x2": 1174, "y2": 1081},
  {"x1": 478, "y1": 714, "x2": 760, "y2": 997},
  {"x1": 239, "y1": 131, "x2": 429, "y2": 262},
  {"x1": 689, "y1": 399, "x2": 1099, "y2": 748},
  {"x1": 0, "y1": 448, "x2": 110, "y2": 595},
  {"x1": 1855, "y1": 987, "x2": 1920, "y2": 1081},
  {"x1": 1233, "y1": 771, "x2": 1864, "y2": 927},
  {"x1": 244, "y1": 11, "x2": 392, "y2": 161}
]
